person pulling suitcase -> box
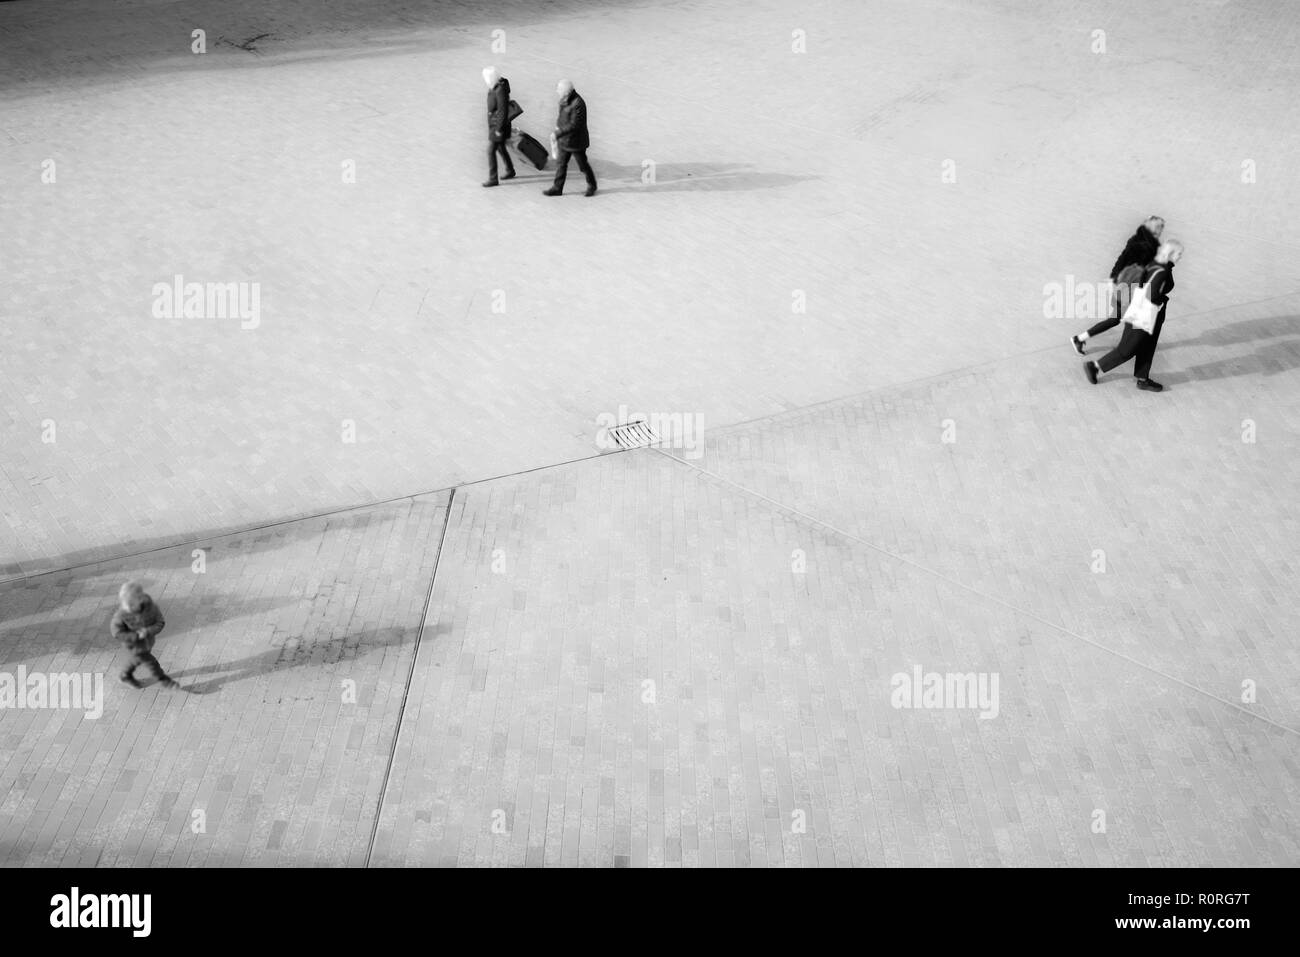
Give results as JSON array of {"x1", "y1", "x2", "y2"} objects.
[{"x1": 482, "y1": 66, "x2": 517, "y2": 187}]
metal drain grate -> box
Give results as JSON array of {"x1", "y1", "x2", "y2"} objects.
[{"x1": 607, "y1": 420, "x2": 659, "y2": 450}]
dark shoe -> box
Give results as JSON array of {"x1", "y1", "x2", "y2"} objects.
[
  {"x1": 502, "y1": 170, "x2": 516, "y2": 181},
  {"x1": 584, "y1": 185, "x2": 597, "y2": 197},
  {"x1": 482, "y1": 179, "x2": 499, "y2": 188},
  {"x1": 1069, "y1": 335, "x2": 1086, "y2": 356},
  {"x1": 1136, "y1": 378, "x2": 1164, "y2": 392},
  {"x1": 543, "y1": 187, "x2": 562, "y2": 196},
  {"x1": 1083, "y1": 360, "x2": 1099, "y2": 385},
  {"x1": 160, "y1": 678, "x2": 180, "y2": 690},
  {"x1": 119, "y1": 674, "x2": 141, "y2": 689}
]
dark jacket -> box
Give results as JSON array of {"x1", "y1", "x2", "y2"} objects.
[
  {"x1": 1145, "y1": 261, "x2": 1175, "y2": 318},
  {"x1": 1126, "y1": 260, "x2": 1175, "y2": 330},
  {"x1": 554, "y1": 90, "x2": 589, "y2": 151},
  {"x1": 111, "y1": 594, "x2": 165, "y2": 651},
  {"x1": 487, "y1": 77, "x2": 512, "y2": 140},
  {"x1": 1110, "y1": 225, "x2": 1160, "y2": 281}
]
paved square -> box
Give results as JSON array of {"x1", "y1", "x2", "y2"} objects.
[{"x1": 2, "y1": 0, "x2": 1297, "y2": 866}]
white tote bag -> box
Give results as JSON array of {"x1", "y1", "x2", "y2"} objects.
[{"x1": 1122, "y1": 267, "x2": 1164, "y2": 334}]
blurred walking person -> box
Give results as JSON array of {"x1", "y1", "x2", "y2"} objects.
[
  {"x1": 1083, "y1": 240, "x2": 1183, "y2": 392},
  {"x1": 111, "y1": 581, "x2": 179, "y2": 689},
  {"x1": 1071, "y1": 215, "x2": 1164, "y2": 355},
  {"x1": 482, "y1": 66, "x2": 516, "y2": 187},
  {"x1": 543, "y1": 80, "x2": 597, "y2": 197}
]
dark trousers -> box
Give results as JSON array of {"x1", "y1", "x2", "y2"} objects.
[
  {"x1": 487, "y1": 137, "x2": 514, "y2": 181},
  {"x1": 1085, "y1": 282, "x2": 1132, "y2": 337},
  {"x1": 120, "y1": 647, "x2": 170, "y2": 682},
  {"x1": 1085, "y1": 316, "x2": 1120, "y2": 337},
  {"x1": 552, "y1": 148, "x2": 596, "y2": 192},
  {"x1": 1097, "y1": 313, "x2": 1165, "y2": 379}
]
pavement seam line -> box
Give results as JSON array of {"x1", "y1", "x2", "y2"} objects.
[
  {"x1": 6, "y1": 284, "x2": 1293, "y2": 588},
  {"x1": 651, "y1": 446, "x2": 1299, "y2": 737},
  {"x1": 0, "y1": 451, "x2": 612, "y2": 585},
  {"x1": 363, "y1": 487, "x2": 455, "y2": 868},
  {"x1": 705, "y1": 289, "x2": 1300, "y2": 438}
]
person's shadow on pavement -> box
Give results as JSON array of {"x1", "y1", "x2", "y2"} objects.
[
  {"x1": 171, "y1": 623, "x2": 438, "y2": 695},
  {"x1": 1162, "y1": 313, "x2": 1299, "y2": 352},
  {"x1": 1160, "y1": 315, "x2": 1300, "y2": 386},
  {"x1": 586, "y1": 160, "x2": 816, "y2": 194}
]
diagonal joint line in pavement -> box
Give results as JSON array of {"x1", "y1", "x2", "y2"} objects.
[
  {"x1": 7, "y1": 286, "x2": 1295, "y2": 588},
  {"x1": 650, "y1": 447, "x2": 1299, "y2": 738},
  {"x1": 705, "y1": 288, "x2": 1300, "y2": 442},
  {"x1": 0, "y1": 450, "x2": 612, "y2": 585},
  {"x1": 364, "y1": 487, "x2": 455, "y2": 868}
]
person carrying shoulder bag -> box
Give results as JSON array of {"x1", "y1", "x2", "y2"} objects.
[{"x1": 1083, "y1": 240, "x2": 1183, "y2": 393}]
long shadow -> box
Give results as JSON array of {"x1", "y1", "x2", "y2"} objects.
[
  {"x1": 1161, "y1": 313, "x2": 1300, "y2": 352},
  {"x1": 0, "y1": 595, "x2": 302, "y2": 670},
  {"x1": 1161, "y1": 337, "x2": 1300, "y2": 387},
  {"x1": 0, "y1": 496, "x2": 439, "y2": 595},
  {"x1": 587, "y1": 160, "x2": 815, "y2": 194},
  {"x1": 172, "y1": 622, "x2": 422, "y2": 695}
]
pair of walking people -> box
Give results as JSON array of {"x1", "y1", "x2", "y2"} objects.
[
  {"x1": 482, "y1": 67, "x2": 597, "y2": 197},
  {"x1": 1070, "y1": 215, "x2": 1184, "y2": 392}
]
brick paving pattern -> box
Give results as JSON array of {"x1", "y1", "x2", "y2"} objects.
[{"x1": 1, "y1": 495, "x2": 450, "y2": 866}]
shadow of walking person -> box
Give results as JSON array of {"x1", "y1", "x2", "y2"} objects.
[
  {"x1": 1161, "y1": 337, "x2": 1300, "y2": 387},
  {"x1": 588, "y1": 160, "x2": 816, "y2": 194},
  {"x1": 1161, "y1": 313, "x2": 1300, "y2": 352},
  {"x1": 171, "y1": 623, "x2": 426, "y2": 695}
]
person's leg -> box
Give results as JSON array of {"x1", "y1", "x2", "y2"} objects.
[
  {"x1": 1133, "y1": 313, "x2": 1166, "y2": 380},
  {"x1": 575, "y1": 149, "x2": 596, "y2": 192},
  {"x1": 551, "y1": 149, "x2": 572, "y2": 192},
  {"x1": 118, "y1": 650, "x2": 140, "y2": 686},
  {"x1": 1074, "y1": 288, "x2": 1123, "y2": 353},
  {"x1": 1084, "y1": 316, "x2": 1120, "y2": 338},
  {"x1": 136, "y1": 651, "x2": 176, "y2": 686},
  {"x1": 485, "y1": 139, "x2": 500, "y2": 185},
  {"x1": 1096, "y1": 325, "x2": 1147, "y2": 374},
  {"x1": 497, "y1": 141, "x2": 515, "y2": 178}
]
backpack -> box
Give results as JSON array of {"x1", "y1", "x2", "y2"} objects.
[{"x1": 1115, "y1": 263, "x2": 1145, "y2": 286}]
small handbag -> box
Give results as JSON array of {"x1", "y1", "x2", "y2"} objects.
[{"x1": 507, "y1": 99, "x2": 523, "y2": 121}]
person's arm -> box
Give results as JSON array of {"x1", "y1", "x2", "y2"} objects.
[
  {"x1": 110, "y1": 610, "x2": 134, "y2": 644},
  {"x1": 556, "y1": 99, "x2": 585, "y2": 137},
  {"x1": 1147, "y1": 268, "x2": 1172, "y2": 306},
  {"x1": 141, "y1": 606, "x2": 166, "y2": 640},
  {"x1": 492, "y1": 88, "x2": 509, "y2": 138}
]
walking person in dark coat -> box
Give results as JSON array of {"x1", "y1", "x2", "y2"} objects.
[
  {"x1": 1083, "y1": 240, "x2": 1183, "y2": 392},
  {"x1": 1071, "y1": 215, "x2": 1164, "y2": 355},
  {"x1": 543, "y1": 80, "x2": 597, "y2": 197},
  {"x1": 111, "y1": 581, "x2": 179, "y2": 689},
  {"x1": 482, "y1": 66, "x2": 516, "y2": 187}
]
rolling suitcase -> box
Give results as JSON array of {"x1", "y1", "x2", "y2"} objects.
[{"x1": 513, "y1": 130, "x2": 548, "y2": 171}]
